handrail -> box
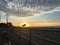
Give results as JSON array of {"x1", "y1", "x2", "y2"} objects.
[{"x1": 20, "y1": 31, "x2": 60, "y2": 45}]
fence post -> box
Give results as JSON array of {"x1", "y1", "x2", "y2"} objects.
[{"x1": 29, "y1": 28, "x2": 31, "y2": 45}]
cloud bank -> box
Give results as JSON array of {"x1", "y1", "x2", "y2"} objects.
[{"x1": 0, "y1": 0, "x2": 60, "y2": 17}]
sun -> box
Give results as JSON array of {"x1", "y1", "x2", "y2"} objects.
[{"x1": 20, "y1": 22, "x2": 30, "y2": 27}]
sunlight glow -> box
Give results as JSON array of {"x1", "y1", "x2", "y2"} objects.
[{"x1": 20, "y1": 22, "x2": 30, "y2": 27}]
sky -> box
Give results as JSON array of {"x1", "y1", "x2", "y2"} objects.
[{"x1": 0, "y1": 0, "x2": 60, "y2": 27}]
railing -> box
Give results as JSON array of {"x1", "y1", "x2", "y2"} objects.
[{"x1": 9, "y1": 27, "x2": 60, "y2": 45}]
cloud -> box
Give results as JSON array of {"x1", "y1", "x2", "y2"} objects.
[{"x1": 0, "y1": 0, "x2": 60, "y2": 17}]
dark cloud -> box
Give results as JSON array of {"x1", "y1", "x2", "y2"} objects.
[{"x1": 0, "y1": 0, "x2": 60, "y2": 17}]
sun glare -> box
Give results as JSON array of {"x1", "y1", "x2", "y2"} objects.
[{"x1": 20, "y1": 22, "x2": 30, "y2": 27}]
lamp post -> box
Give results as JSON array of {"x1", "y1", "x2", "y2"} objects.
[
  {"x1": 5, "y1": 14, "x2": 10, "y2": 45},
  {"x1": 0, "y1": 14, "x2": 1, "y2": 23},
  {"x1": 5, "y1": 14, "x2": 10, "y2": 23}
]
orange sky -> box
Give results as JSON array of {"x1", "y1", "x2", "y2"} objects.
[{"x1": 12, "y1": 22, "x2": 60, "y2": 27}]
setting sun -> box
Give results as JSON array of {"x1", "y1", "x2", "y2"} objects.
[{"x1": 20, "y1": 22, "x2": 30, "y2": 27}]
